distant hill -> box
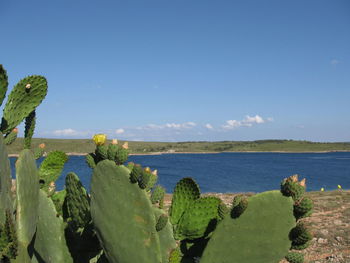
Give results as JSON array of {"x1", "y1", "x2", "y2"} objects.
[{"x1": 5, "y1": 138, "x2": 350, "y2": 155}]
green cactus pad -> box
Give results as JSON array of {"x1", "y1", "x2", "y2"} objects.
[
  {"x1": 38, "y1": 151, "x2": 68, "y2": 192},
  {"x1": 290, "y1": 222, "x2": 312, "y2": 250},
  {"x1": 130, "y1": 164, "x2": 142, "y2": 183},
  {"x1": 153, "y1": 207, "x2": 176, "y2": 262},
  {"x1": 151, "y1": 185, "x2": 166, "y2": 204},
  {"x1": 86, "y1": 153, "x2": 97, "y2": 169},
  {"x1": 138, "y1": 169, "x2": 151, "y2": 189},
  {"x1": 218, "y1": 202, "x2": 229, "y2": 220},
  {"x1": 15, "y1": 149, "x2": 39, "y2": 247},
  {"x1": 90, "y1": 160, "x2": 162, "y2": 263},
  {"x1": 33, "y1": 190, "x2": 73, "y2": 263},
  {"x1": 64, "y1": 172, "x2": 91, "y2": 230},
  {"x1": 107, "y1": 144, "x2": 118, "y2": 160},
  {"x1": 3, "y1": 129, "x2": 17, "y2": 145},
  {"x1": 231, "y1": 195, "x2": 248, "y2": 218},
  {"x1": 285, "y1": 251, "x2": 304, "y2": 263},
  {"x1": 95, "y1": 145, "x2": 108, "y2": 161},
  {"x1": 0, "y1": 65, "x2": 8, "y2": 107},
  {"x1": 1, "y1": 75, "x2": 47, "y2": 133},
  {"x1": 0, "y1": 210, "x2": 18, "y2": 260},
  {"x1": 176, "y1": 196, "x2": 221, "y2": 240},
  {"x1": 294, "y1": 197, "x2": 313, "y2": 220},
  {"x1": 201, "y1": 191, "x2": 295, "y2": 263},
  {"x1": 24, "y1": 110, "x2": 36, "y2": 149},
  {"x1": 0, "y1": 134, "x2": 13, "y2": 224},
  {"x1": 115, "y1": 146, "x2": 128, "y2": 165},
  {"x1": 51, "y1": 189, "x2": 66, "y2": 216},
  {"x1": 33, "y1": 146, "x2": 45, "y2": 160},
  {"x1": 156, "y1": 214, "x2": 168, "y2": 232},
  {"x1": 169, "y1": 177, "x2": 200, "y2": 226},
  {"x1": 281, "y1": 177, "x2": 305, "y2": 201}
]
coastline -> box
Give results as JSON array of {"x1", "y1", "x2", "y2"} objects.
[{"x1": 7, "y1": 150, "x2": 350, "y2": 157}]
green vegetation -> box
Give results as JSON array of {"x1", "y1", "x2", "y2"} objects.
[{"x1": 5, "y1": 138, "x2": 350, "y2": 155}]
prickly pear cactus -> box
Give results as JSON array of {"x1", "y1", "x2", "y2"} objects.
[
  {"x1": 0, "y1": 75, "x2": 48, "y2": 134},
  {"x1": 200, "y1": 191, "x2": 296, "y2": 263},
  {"x1": 0, "y1": 65, "x2": 8, "y2": 106},
  {"x1": 169, "y1": 177, "x2": 200, "y2": 226},
  {"x1": 90, "y1": 160, "x2": 162, "y2": 263},
  {"x1": 24, "y1": 110, "x2": 36, "y2": 149},
  {"x1": 285, "y1": 251, "x2": 304, "y2": 263},
  {"x1": 0, "y1": 133, "x2": 13, "y2": 225},
  {"x1": 15, "y1": 149, "x2": 39, "y2": 248},
  {"x1": 63, "y1": 172, "x2": 91, "y2": 231},
  {"x1": 175, "y1": 196, "x2": 221, "y2": 240},
  {"x1": 33, "y1": 190, "x2": 73, "y2": 263},
  {"x1": 3, "y1": 128, "x2": 18, "y2": 146},
  {"x1": 38, "y1": 151, "x2": 68, "y2": 193}
]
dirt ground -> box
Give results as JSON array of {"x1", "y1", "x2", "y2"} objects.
[{"x1": 164, "y1": 190, "x2": 350, "y2": 263}]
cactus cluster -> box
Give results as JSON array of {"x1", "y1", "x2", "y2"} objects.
[
  {"x1": 86, "y1": 135, "x2": 129, "y2": 168},
  {"x1": 0, "y1": 128, "x2": 315, "y2": 263}
]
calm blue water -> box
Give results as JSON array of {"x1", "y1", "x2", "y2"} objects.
[{"x1": 9, "y1": 152, "x2": 350, "y2": 193}]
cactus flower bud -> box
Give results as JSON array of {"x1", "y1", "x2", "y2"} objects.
[
  {"x1": 12, "y1": 128, "x2": 18, "y2": 133},
  {"x1": 93, "y1": 134, "x2": 107, "y2": 146},
  {"x1": 144, "y1": 167, "x2": 151, "y2": 173},
  {"x1": 25, "y1": 83, "x2": 31, "y2": 89},
  {"x1": 112, "y1": 139, "x2": 118, "y2": 145},
  {"x1": 39, "y1": 143, "x2": 46, "y2": 149},
  {"x1": 122, "y1": 142, "x2": 128, "y2": 149},
  {"x1": 299, "y1": 178, "x2": 306, "y2": 187},
  {"x1": 290, "y1": 174, "x2": 298, "y2": 182},
  {"x1": 338, "y1": 184, "x2": 342, "y2": 189},
  {"x1": 152, "y1": 169, "x2": 158, "y2": 176}
]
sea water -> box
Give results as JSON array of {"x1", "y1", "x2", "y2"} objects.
[{"x1": 10, "y1": 152, "x2": 350, "y2": 193}]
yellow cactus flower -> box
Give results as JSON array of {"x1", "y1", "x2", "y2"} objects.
[
  {"x1": 25, "y1": 83, "x2": 31, "y2": 89},
  {"x1": 338, "y1": 185, "x2": 342, "y2": 189},
  {"x1": 38, "y1": 143, "x2": 46, "y2": 149},
  {"x1": 320, "y1": 187, "x2": 324, "y2": 192},
  {"x1": 12, "y1": 128, "x2": 18, "y2": 133},
  {"x1": 122, "y1": 142, "x2": 129, "y2": 149},
  {"x1": 152, "y1": 169, "x2": 158, "y2": 176},
  {"x1": 93, "y1": 134, "x2": 107, "y2": 146},
  {"x1": 144, "y1": 167, "x2": 151, "y2": 173},
  {"x1": 112, "y1": 139, "x2": 118, "y2": 145}
]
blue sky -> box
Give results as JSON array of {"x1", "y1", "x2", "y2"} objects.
[{"x1": 1, "y1": 0, "x2": 349, "y2": 142}]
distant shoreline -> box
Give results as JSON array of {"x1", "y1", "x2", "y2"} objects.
[{"x1": 7, "y1": 150, "x2": 350, "y2": 157}]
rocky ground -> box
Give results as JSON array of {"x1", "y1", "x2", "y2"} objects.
[{"x1": 164, "y1": 190, "x2": 350, "y2": 263}]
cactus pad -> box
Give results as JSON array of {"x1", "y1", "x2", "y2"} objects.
[
  {"x1": 64, "y1": 172, "x2": 91, "y2": 230},
  {"x1": 201, "y1": 191, "x2": 295, "y2": 263},
  {"x1": 294, "y1": 197, "x2": 313, "y2": 220},
  {"x1": 38, "y1": 151, "x2": 68, "y2": 192},
  {"x1": 15, "y1": 149, "x2": 39, "y2": 246},
  {"x1": 1, "y1": 75, "x2": 47, "y2": 133},
  {"x1": 90, "y1": 160, "x2": 162, "y2": 263},
  {"x1": 176, "y1": 196, "x2": 221, "y2": 240},
  {"x1": 169, "y1": 177, "x2": 200, "y2": 226},
  {"x1": 33, "y1": 190, "x2": 73, "y2": 263},
  {"x1": 285, "y1": 251, "x2": 304, "y2": 263},
  {"x1": 0, "y1": 65, "x2": 8, "y2": 107},
  {"x1": 0, "y1": 134, "x2": 13, "y2": 224}
]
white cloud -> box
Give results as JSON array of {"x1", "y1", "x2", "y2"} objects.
[
  {"x1": 115, "y1": 128, "x2": 125, "y2": 134},
  {"x1": 52, "y1": 128, "x2": 89, "y2": 137},
  {"x1": 222, "y1": 115, "x2": 272, "y2": 130},
  {"x1": 205, "y1": 123, "x2": 213, "y2": 129},
  {"x1": 330, "y1": 59, "x2": 340, "y2": 65},
  {"x1": 138, "y1": 122, "x2": 197, "y2": 130}
]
